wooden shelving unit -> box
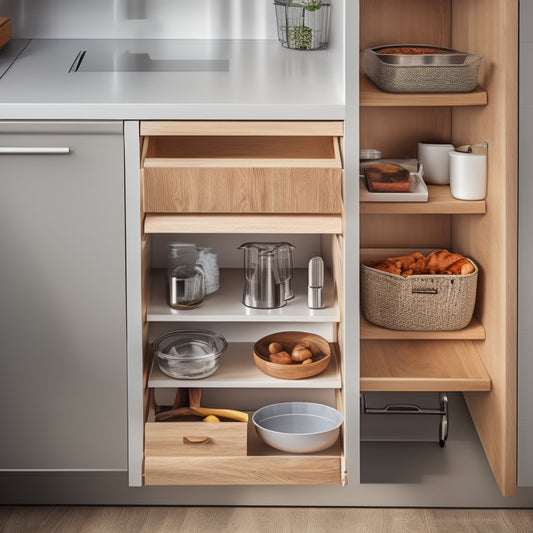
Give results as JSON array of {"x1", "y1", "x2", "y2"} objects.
[
  {"x1": 359, "y1": 0, "x2": 518, "y2": 497},
  {"x1": 139, "y1": 120, "x2": 346, "y2": 487},
  {"x1": 360, "y1": 339, "x2": 491, "y2": 392}
]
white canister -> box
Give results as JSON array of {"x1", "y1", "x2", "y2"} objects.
[
  {"x1": 449, "y1": 150, "x2": 487, "y2": 200},
  {"x1": 417, "y1": 143, "x2": 455, "y2": 184}
]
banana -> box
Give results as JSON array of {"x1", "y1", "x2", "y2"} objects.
[{"x1": 190, "y1": 407, "x2": 248, "y2": 423}]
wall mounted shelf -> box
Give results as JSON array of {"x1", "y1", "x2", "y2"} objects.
[
  {"x1": 360, "y1": 339, "x2": 491, "y2": 392},
  {"x1": 360, "y1": 185, "x2": 486, "y2": 215},
  {"x1": 360, "y1": 316, "x2": 486, "y2": 340},
  {"x1": 359, "y1": 75, "x2": 488, "y2": 107}
]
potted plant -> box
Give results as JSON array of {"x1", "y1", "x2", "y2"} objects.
[{"x1": 274, "y1": 1, "x2": 331, "y2": 50}]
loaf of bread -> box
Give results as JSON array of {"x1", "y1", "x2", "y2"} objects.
[
  {"x1": 377, "y1": 46, "x2": 449, "y2": 55},
  {"x1": 368, "y1": 249, "x2": 475, "y2": 277},
  {"x1": 364, "y1": 163, "x2": 410, "y2": 193}
]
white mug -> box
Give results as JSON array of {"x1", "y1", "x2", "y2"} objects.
[
  {"x1": 417, "y1": 143, "x2": 455, "y2": 184},
  {"x1": 449, "y1": 150, "x2": 487, "y2": 200}
]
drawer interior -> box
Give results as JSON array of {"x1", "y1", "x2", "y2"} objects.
[{"x1": 144, "y1": 135, "x2": 341, "y2": 165}]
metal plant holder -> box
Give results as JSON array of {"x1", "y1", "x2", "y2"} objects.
[{"x1": 274, "y1": 1, "x2": 331, "y2": 50}]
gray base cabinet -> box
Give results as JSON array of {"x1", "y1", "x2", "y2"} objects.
[{"x1": 0, "y1": 121, "x2": 127, "y2": 470}]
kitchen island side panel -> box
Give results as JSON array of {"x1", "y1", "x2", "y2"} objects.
[{"x1": 518, "y1": 0, "x2": 533, "y2": 487}]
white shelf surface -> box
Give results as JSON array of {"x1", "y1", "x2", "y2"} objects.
[
  {"x1": 147, "y1": 268, "x2": 340, "y2": 323},
  {"x1": 148, "y1": 341, "x2": 341, "y2": 389}
]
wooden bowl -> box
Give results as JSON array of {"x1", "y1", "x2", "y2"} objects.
[{"x1": 253, "y1": 331, "x2": 331, "y2": 380}]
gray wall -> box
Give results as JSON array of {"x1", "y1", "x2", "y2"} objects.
[
  {"x1": 519, "y1": 0, "x2": 533, "y2": 487},
  {"x1": 0, "y1": 0, "x2": 345, "y2": 97},
  {"x1": 0, "y1": 0, "x2": 277, "y2": 39}
]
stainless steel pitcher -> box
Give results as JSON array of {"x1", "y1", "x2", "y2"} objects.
[{"x1": 238, "y1": 242, "x2": 294, "y2": 309}]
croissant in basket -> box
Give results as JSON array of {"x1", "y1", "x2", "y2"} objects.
[{"x1": 369, "y1": 249, "x2": 475, "y2": 278}]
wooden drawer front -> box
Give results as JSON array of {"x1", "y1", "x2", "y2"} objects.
[
  {"x1": 141, "y1": 132, "x2": 343, "y2": 214},
  {"x1": 144, "y1": 417, "x2": 343, "y2": 486},
  {"x1": 145, "y1": 420, "x2": 247, "y2": 458},
  {"x1": 144, "y1": 456, "x2": 342, "y2": 485},
  {"x1": 143, "y1": 167, "x2": 342, "y2": 213}
]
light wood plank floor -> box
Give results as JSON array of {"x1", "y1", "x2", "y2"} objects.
[{"x1": 1, "y1": 506, "x2": 532, "y2": 533}]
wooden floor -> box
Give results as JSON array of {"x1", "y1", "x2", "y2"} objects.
[{"x1": 0, "y1": 506, "x2": 532, "y2": 533}]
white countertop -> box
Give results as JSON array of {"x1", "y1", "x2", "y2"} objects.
[{"x1": 0, "y1": 39, "x2": 344, "y2": 120}]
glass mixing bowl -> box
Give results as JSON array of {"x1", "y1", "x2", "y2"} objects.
[{"x1": 153, "y1": 329, "x2": 227, "y2": 379}]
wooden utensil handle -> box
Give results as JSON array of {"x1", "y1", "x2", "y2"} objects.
[
  {"x1": 154, "y1": 406, "x2": 193, "y2": 422},
  {"x1": 188, "y1": 388, "x2": 202, "y2": 408}
]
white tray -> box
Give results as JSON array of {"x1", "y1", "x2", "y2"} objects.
[{"x1": 360, "y1": 171, "x2": 428, "y2": 202}]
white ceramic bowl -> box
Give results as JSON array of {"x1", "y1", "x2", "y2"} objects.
[{"x1": 252, "y1": 402, "x2": 343, "y2": 453}]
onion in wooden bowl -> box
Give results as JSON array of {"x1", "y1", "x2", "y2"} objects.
[{"x1": 253, "y1": 331, "x2": 331, "y2": 380}]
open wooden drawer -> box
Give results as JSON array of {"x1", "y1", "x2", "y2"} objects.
[
  {"x1": 140, "y1": 121, "x2": 343, "y2": 214},
  {"x1": 144, "y1": 405, "x2": 343, "y2": 486}
]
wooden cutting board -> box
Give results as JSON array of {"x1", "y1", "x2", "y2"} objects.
[{"x1": 0, "y1": 18, "x2": 11, "y2": 49}]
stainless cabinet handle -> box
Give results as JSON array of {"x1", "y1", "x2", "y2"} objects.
[{"x1": 0, "y1": 147, "x2": 70, "y2": 154}]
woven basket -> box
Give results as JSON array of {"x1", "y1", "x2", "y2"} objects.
[
  {"x1": 363, "y1": 48, "x2": 483, "y2": 93},
  {"x1": 360, "y1": 262, "x2": 478, "y2": 331}
]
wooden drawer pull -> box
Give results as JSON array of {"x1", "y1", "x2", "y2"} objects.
[{"x1": 183, "y1": 436, "x2": 212, "y2": 445}]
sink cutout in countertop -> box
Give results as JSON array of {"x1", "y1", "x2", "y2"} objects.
[{"x1": 70, "y1": 50, "x2": 229, "y2": 73}]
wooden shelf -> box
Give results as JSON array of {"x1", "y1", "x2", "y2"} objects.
[
  {"x1": 359, "y1": 74, "x2": 488, "y2": 107},
  {"x1": 144, "y1": 418, "x2": 342, "y2": 485},
  {"x1": 144, "y1": 213, "x2": 343, "y2": 234},
  {"x1": 148, "y1": 268, "x2": 340, "y2": 323},
  {"x1": 360, "y1": 315, "x2": 485, "y2": 340},
  {"x1": 148, "y1": 342, "x2": 341, "y2": 389},
  {"x1": 360, "y1": 184, "x2": 486, "y2": 215},
  {"x1": 360, "y1": 339, "x2": 491, "y2": 392}
]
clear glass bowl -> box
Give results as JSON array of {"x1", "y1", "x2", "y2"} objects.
[{"x1": 153, "y1": 329, "x2": 228, "y2": 379}]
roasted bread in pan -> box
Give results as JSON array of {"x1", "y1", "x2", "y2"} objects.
[
  {"x1": 363, "y1": 163, "x2": 410, "y2": 193},
  {"x1": 377, "y1": 46, "x2": 450, "y2": 55}
]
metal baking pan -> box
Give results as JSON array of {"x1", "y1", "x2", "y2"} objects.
[
  {"x1": 370, "y1": 45, "x2": 471, "y2": 65},
  {"x1": 364, "y1": 44, "x2": 484, "y2": 93}
]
